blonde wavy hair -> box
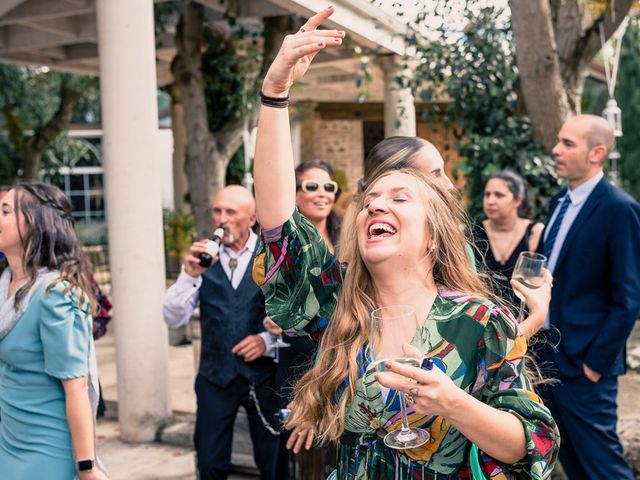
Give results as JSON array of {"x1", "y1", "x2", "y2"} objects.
[{"x1": 288, "y1": 164, "x2": 490, "y2": 443}]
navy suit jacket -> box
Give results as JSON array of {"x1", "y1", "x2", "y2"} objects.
[{"x1": 539, "y1": 177, "x2": 640, "y2": 378}]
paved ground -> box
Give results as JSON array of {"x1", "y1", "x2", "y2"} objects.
[{"x1": 96, "y1": 330, "x2": 259, "y2": 479}]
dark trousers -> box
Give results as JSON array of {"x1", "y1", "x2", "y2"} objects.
[
  {"x1": 540, "y1": 375, "x2": 633, "y2": 480},
  {"x1": 194, "y1": 374, "x2": 279, "y2": 480}
]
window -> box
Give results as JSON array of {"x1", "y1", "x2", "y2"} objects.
[{"x1": 43, "y1": 135, "x2": 105, "y2": 222}]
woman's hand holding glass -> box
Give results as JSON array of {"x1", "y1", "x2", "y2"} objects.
[
  {"x1": 261, "y1": 6, "x2": 345, "y2": 97},
  {"x1": 376, "y1": 346, "x2": 461, "y2": 419},
  {"x1": 511, "y1": 268, "x2": 553, "y2": 338},
  {"x1": 369, "y1": 306, "x2": 429, "y2": 449},
  {"x1": 511, "y1": 252, "x2": 548, "y2": 323}
]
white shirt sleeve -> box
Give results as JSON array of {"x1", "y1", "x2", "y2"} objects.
[
  {"x1": 259, "y1": 331, "x2": 277, "y2": 358},
  {"x1": 162, "y1": 267, "x2": 201, "y2": 329}
]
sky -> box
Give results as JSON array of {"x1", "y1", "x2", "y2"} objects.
[{"x1": 374, "y1": 0, "x2": 511, "y2": 40}]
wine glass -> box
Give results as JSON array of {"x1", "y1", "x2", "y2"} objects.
[
  {"x1": 511, "y1": 252, "x2": 547, "y2": 320},
  {"x1": 369, "y1": 305, "x2": 429, "y2": 449}
]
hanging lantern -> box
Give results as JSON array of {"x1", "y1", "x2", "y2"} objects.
[
  {"x1": 602, "y1": 98, "x2": 623, "y2": 137},
  {"x1": 608, "y1": 149, "x2": 621, "y2": 186}
]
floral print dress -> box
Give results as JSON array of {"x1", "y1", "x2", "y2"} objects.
[{"x1": 253, "y1": 209, "x2": 559, "y2": 479}]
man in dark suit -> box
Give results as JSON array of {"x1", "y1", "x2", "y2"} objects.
[
  {"x1": 538, "y1": 114, "x2": 640, "y2": 479},
  {"x1": 163, "y1": 185, "x2": 278, "y2": 480}
]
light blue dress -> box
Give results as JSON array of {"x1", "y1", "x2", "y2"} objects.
[{"x1": 0, "y1": 280, "x2": 92, "y2": 479}]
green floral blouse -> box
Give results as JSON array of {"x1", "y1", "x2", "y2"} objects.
[{"x1": 253, "y1": 209, "x2": 559, "y2": 479}]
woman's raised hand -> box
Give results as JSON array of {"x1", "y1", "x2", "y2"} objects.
[{"x1": 262, "y1": 6, "x2": 345, "y2": 97}]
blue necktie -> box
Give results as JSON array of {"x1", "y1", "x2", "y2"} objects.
[{"x1": 543, "y1": 194, "x2": 572, "y2": 260}]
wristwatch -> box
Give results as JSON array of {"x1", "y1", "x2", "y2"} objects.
[{"x1": 77, "y1": 459, "x2": 95, "y2": 471}]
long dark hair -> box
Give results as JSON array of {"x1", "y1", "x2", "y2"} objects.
[
  {"x1": 1, "y1": 183, "x2": 94, "y2": 311},
  {"x1": 487, "y1": 169, "x2": 532, "y2": 219},
  {"x1": 295, "y1": 160, "x2": 342, "y2": 247}
]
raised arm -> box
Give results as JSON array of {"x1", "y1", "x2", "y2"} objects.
[{"x1": 254, "y1": 6, "x2": 345, "y2": 229}]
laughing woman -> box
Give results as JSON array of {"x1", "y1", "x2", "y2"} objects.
[
  {"x1": 251, "y1": 7, "x2": 558, "y2": 480},
  {"x1": 0, "y1": 183, "x2": 106, "y2": 480}
]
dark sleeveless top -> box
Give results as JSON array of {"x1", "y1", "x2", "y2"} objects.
[{"x1": 472, "y1": 221, "x2": 535, "y2": 306}]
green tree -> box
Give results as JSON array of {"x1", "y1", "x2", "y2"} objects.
[
  {"x1": 617, "y1": 15, "x2": 640, "y2": 200},
  {"x1": 400, "y1": 1, "x2": 636, "y2": 218},
  {"x1": 406, "y1": 6, "x2": 559, "y2": 220},
  {"x1": 509, "y1": 0, "x2": 634, "y2": 152},
  {"x1": 0, "y1": 65, "x2": 98, "y2": 183},
  {"x1": 171, "y1": 0, "x2": 288, "y2": 237}
]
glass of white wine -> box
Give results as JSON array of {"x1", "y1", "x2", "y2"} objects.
[
  {"x1": 511, "y1": 252, "x2": 547, "y2": 320},
  {"x1": 369, "y1": 305, "x2": 429, "y2": 449}
]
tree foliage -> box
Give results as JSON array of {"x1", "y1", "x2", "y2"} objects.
[
  {"x1": 405, "y1": 6, "x2": 560, "y2": 220},
  {"x1": 510, "y1": 0, "x2": 634, "y2": 151},
  {"x1": 171, "y1": 1, "x2": 289, "y2": 237},
  {"x1": 617, "y1": 14, "x2": 640, "y2": 200},
  {"x1": 0, "y1": 65, "x2": 98, "y2": 183}
]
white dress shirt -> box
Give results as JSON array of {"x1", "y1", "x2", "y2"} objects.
[
  {"x1": 542, "y1": 171, "x2": 604, "y2": 328},
  {"x1": 162, "y1": 228, "x2": 275, "y2": 355}
]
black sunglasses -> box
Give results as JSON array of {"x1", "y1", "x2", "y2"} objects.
[{"x1": 297, "y1": 180, "x2": 338, "y2": 194}]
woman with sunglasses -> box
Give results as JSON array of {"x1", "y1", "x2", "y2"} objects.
[
  {"x1": 266, "y1": 160, "x2": 340, "y2": 479},
  {"x1": 252, "y1": 7, "x2": 558, "y2": 479},
  {"x1": 295, "y1": 160, "x2": 341, "y2": 252}
]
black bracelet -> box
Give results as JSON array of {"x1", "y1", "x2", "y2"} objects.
[{"x1": 259, "y1": 91, "x2": 289, "y2": 109}]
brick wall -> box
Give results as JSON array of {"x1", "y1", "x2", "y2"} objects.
[{"x1": 309, "y1": 119, "x2": 364, "y2": 193}]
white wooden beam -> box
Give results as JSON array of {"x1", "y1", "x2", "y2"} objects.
[
  {"x1": 0, "y1": 0, "x2": 26, "y2": 18},
  {"x1": 63, "y1": 0, "x2": 91, "y2": 6},
  {"x1": 264, "y1": 0, "x2": 406, "y2": 54},
  {"x1": 0, "y1": 0, "x2": 94, "y2": 26},
  {"x1": 37, "y1": 46, "x2": 67, "y2": 60},
  {"x1": 0, "y1": 21, "x2": 96, "y2": 54},
  {"x1": 19, "y1": 16, "x2": 78, "y2": 39}
]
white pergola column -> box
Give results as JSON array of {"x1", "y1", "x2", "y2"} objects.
[
  {"x1": 379, "y1": 55, "x2": 416, "y2": 138},
  {"x1": 96, "y1": 0, "x2": 171, "y2": 441}
]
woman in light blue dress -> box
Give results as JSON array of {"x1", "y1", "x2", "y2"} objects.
[{"x1": 0, "y1": 183, "x2": 107, "y2": 480}]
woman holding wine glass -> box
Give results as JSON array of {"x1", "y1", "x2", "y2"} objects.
[
  {"x1": 252, "y1": 7, "x2": 558, "y2": 479},
  {"x1": 472, "y1": 170, "x2": 551, "y2": 337}
]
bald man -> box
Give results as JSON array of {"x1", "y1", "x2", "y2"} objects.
[
  {"x1": 163, "y1": 185, "x2": 278, "y2": 480},
  {"x1": 537, "y1": 115, "x2": 640, "y2": 479}
]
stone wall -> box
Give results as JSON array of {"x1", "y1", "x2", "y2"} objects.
[
  {"x1": 309, "y1": 119, "x2": 364, "y2": 194},
  {"x1": 298, "y1": 103, "x2": 463, "y2": 196}
]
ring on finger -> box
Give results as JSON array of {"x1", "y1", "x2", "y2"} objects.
[
  {"x1": 408, "y1": 386, "x2": 420, "y2": 397},
  {"x1": 298, "y1": 26, "x2": 306, "y2": 33},
  {"x1": 406, "y1": 394, "x2": 415, "y2": 405}
]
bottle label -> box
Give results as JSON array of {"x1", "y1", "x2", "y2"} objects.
[{"x1": 204, "y1": 239, "x2": 220, "y2": 257}]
